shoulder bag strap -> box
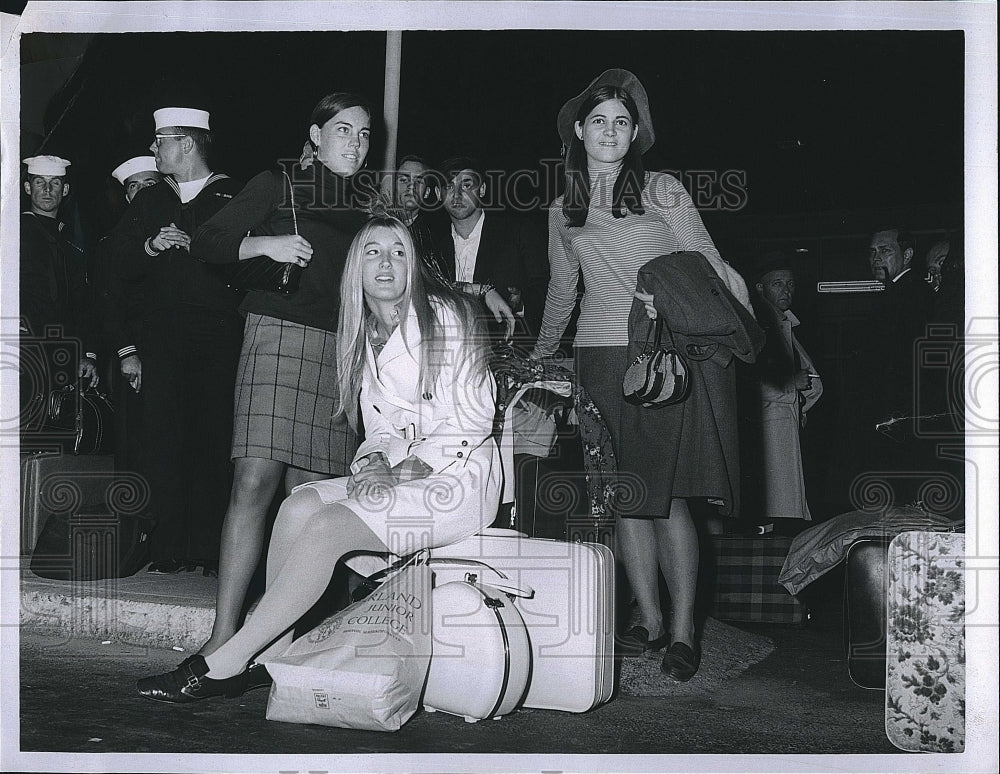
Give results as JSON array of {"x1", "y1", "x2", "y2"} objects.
[{"x1": 281, "y1": 170, "x2": 299, "y2": 236}]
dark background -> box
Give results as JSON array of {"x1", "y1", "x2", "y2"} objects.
[{"x1": 23, "y1": 30, "x2": 963, "y2": 236}]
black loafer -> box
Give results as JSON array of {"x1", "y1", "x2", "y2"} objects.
[
  {"x1": 618, "y1": 625, "x2": 671, "y2": 655},
  {"x1": 617, "y1": 625, "x2": 650, "y2": 655},
  {"x1": 660, "y1": 642, "x2": 700, "y2": 682},
  {"x1": 244, "y1": 662, "x2": 272, "y2": 692},
  {"x1": 137, "y1": 655, "x2": 250, "y2": 704}
]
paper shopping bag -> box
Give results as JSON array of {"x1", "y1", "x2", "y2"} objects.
[{"x1": 264, "y1": 562, "x2": 432, "y2": 731}]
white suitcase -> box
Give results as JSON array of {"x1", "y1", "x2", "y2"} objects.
[
  {"x1": 423, "y1": 575, "x2": 532, "y2": 723},
  {"x1": 430, "y1": 528, "x2": 615, "y2": 713}
]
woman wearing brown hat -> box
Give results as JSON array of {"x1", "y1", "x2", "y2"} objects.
[{"x1": 531, "y1": 69, "x2": 751, "y2": 681}]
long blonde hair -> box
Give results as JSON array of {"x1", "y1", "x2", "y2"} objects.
[{"x1": 335, "y1": 215, "x2": 487, "y2": 429}]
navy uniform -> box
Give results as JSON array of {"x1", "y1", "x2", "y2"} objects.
[
  {"x1": 109, "y1": 107, "x2": 244, "y2": 573},
  {"x1": 93, "y1": 155, "x2": 162, "y2": 475},
  {"x1": 19, "y1": 155, "x2": 97, "y2": 442}
]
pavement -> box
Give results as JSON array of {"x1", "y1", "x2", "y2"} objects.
[
  {"x1": 18, "y1": 564, "x2": 778, "y2": 695},
  {"x1": 13, "y1": 562, "x2": 991, "y2": 768},
  {"x1": 21, "y1": 566, "x2": 224, "y2": 652}
]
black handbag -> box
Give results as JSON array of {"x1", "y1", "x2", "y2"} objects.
[
  {"x1": 622, "y1": 318, "x2": 690, "y2": 407},
  {"x1": 222, "y1": 171, "x2": 304, "y2": 294},
  {"x1": 46, "y1": 381, "x2": 115, "y2": 455}
]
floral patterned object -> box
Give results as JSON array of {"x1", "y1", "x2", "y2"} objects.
[
  {"x1": 489, "y1": 349, "x2": 618, "y2": 534},
  {"x1": 885, "y1": 531, "x2": 964, "y2": 753}
]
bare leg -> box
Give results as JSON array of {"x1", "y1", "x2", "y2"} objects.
[
  {"x1": 615, "y1": 517, "x2": 666, "y2": 639},
  {"x1": 284, "y1": 465, "x2": 330, "y2": 497},
  {"x1": 203, "y1": 490, "x2": 384, "y2": 679},
  {"x1": 654, "y1": 498, "x2": 699, "y2": 647},
  {"x1": 199, "y1": 457, "x2": 286, "y2": 656}
]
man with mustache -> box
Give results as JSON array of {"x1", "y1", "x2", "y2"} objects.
[{"x1": 830, "y1": 227, "x2": 933, "y2": 511}]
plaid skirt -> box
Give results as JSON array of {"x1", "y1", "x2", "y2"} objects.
[{"x1": 232, "y1": 313, "x2": 356, "y2": 475}]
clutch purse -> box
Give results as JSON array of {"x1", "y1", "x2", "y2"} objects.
[
  {"x1": 622, "y1": 318, "x2": 690, "y2": 408},
  {"x1": 223, "y1": 171, "x2": 303, "y2": 294}
]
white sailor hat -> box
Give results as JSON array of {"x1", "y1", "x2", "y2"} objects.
[
  {"x1": 23, "y1": 155, "x2": 71, "y2": 176},
  {"x1": 153, "y1": 107, "x2": 211, "y2": 131},
  {"x1": 112, "y1": 156, "x2": 158, "y2": 185}
]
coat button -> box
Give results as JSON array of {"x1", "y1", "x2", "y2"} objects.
[
  {"x1": 456, "y1": 452, "x2": 463, "y2": 458},
  {"x1": 461, "y1": 440, "x2": 468, "y2": 446},
  {"x1": 422, "y1": 392, "x2": 433, "y2": 400}
]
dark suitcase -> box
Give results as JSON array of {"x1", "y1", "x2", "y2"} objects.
[
  {"x1": 29, "y1": 503, "x2": 156, "y2": 581},
  {"x1": 19, "y1": 452, "x2": 116, "y2": 554},
  {"x1": 844, "y1": 537, "x2": 892, "y2": 689},
  {"x1": 510, "y1": 424, "x2": 588, "y2": 541},
  {"x1": 708, "y1": 535, "x2": 808, "y2": 624}
]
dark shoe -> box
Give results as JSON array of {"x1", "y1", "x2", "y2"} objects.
[
  {"x1": 244, "y1": 663, "x2": 272, "y2": 692},
  {"x1": 618, "y1": 625, "x2": 670, "y2": 655},
  {"x1": 660, "y1": 642, "x2": 700, "y2": 682},
  {"x1": 136, "y1": 655, "x2": 249, "y2": 704},
  {"x1": 617, "y1": 625, "x2": 650, "y2": 656},
  {"x1": 646, "y1": 631, "x2": 672, "y2": 651},
  {"x1": 146, "y1": 559, "x2": 194, "y2": 574}
]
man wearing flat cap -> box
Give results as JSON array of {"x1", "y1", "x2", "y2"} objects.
[
  {"x1": 747, "y1": 255, "x2": 822, "y2": 522},
  {"x1": 109, "y1": 104, "x2": 244, "y2": 575},
  {"x1": 20, "y1": 154, "x2": 100, "y2": 439}
]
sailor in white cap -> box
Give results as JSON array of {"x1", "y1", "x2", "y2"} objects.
[
  {"x1": 22, "y1": 155, "x2": 71, "y2": 218},
  {"x1": 111, "y1": 102, "x2": 245, "y2": 575},
  {"x1": 20, "y1": 154, "x2": 100, "y2": 396},
  {"x1": 112, "y1": 155, "x2": 162, "y2": 204},
  {"x1": 84, "y1": 155, "x2": 164, "y2": 483},
  {"x1": 96, "y1": 156, "x2": 162, "y2": 395}
]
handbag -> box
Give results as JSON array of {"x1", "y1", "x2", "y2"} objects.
[
  {"x1": 222, "y1": 171, "x2": 304, "y2": 294},
  {"x1": 622, "y1": 318, "x2": 690, "y2": 407},
  {"x1": 46, "y1": 381, "x2": 115, "y2": 455},
  {"x1": 263, "y1": 554, "x2": 433, "y2": 731}
]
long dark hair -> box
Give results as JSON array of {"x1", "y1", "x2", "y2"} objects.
[
  {"x1": 562, "y1": 85, "x2": 646, "y2": 228},
  {"x1": 307, "y1": 91, "x2": 374, "y2": 153}
]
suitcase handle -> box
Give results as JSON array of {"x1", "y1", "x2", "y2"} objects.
[
  {"x1": 429, "y1": 558, "x2": 535, "y2": 599},
  {"x1": 477, "y1": 527, "x2": 528, "y2": 538},
  {"x1": 476, "y1": 579, "x2": 534, "y2": 599}
]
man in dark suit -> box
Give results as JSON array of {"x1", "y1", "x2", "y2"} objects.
[
  {"x1": 436, "y1": 156, "x2": 549, "y2": 346},
  {"x1": 833, "y1": 226, "x2": 934, "y2": 511},
  {"x1": 865, "y1": 227, "x2": 934, "y2": 427}
]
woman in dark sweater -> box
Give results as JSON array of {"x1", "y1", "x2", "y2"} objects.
[{"x1": 191, "y1": 92, "x2": 373, "y2": 656}]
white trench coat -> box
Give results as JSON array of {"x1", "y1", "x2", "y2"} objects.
[{"x1": 297, "y1": 302, "x2": 501, "y2": 575}]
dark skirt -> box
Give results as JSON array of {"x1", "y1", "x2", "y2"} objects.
[
  {"x1": 232, "y1": 313, "x2": 356, "y2": 475},
  {"x1": 576, "y1": 345, "x2": 739, "y2": 519}
]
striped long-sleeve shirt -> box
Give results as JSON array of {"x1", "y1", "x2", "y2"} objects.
[{"x1": 533, "y1": 171, "x2": 738, "y2": 355}]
